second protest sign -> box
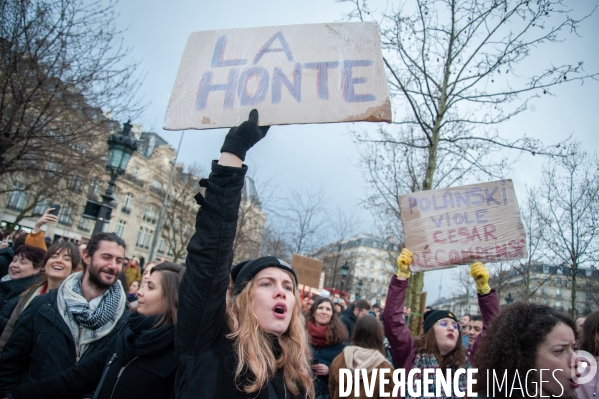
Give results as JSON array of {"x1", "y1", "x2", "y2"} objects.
[{"x1": 399, "y1": 180, "x2": 528, "y2": 272}]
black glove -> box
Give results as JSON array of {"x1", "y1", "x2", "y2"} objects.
[{"x1": 220, "y1": 109, "x2": 270, "y2": 161}]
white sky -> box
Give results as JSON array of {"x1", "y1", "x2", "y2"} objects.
[{"x1": 111, "y1": 0, "x2": 599, "y2": 303}]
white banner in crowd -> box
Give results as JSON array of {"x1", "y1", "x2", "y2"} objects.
[
  {"x1": 399, "y1": 180, "x2": 528, "y2": 272},
  {"x1": 164, "y1": 22, "x2": 392, "y2": 130}
]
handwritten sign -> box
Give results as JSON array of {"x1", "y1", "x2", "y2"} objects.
[
  {"x1": 292, "y1": 254, "x2": 323, "y2": 288},
  {"x1": 399, "y1": 180, "x2": 527, "y2": 272},
  {"x1": 164, "y1": 22, "x2": 391, "y2": 130}
]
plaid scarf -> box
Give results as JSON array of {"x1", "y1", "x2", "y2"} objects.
[
  {"x1": 57, "y1": 272, "x2": 126, "y2": 359},
  {"x1": 407, "y1": 352, "x2": 470, "y2": 399}
]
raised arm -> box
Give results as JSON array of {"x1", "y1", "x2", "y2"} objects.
[
  {"x1": 383, "y1": 249, "x2": 416, "y2": 370},
  {"x1": 468, "y1": 262, "x2": 500, "y2": 364},
  {"x1": 176, "y1": 110, "x2": 268, "y2": 358}
]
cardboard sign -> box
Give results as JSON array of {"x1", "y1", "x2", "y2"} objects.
[
  {"x1": 399, "y1": 180, "x2": 528, "y2": 272},
  {"x1": 164, "y1": 22, "x2": 391, "y2": 130},
  {"x1": 292, "y1": 254, "x2": 323, "y2": 288}
]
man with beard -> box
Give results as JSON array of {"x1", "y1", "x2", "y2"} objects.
[{"x1": 0, "y1": 232, "x2": 128, "y2": 391}]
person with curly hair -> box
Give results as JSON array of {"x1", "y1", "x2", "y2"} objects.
[
  {"x1": 474, "y1": 302, "x2": 579, "y2": 399},
  {"x1": 383, "y1": 249, "x2": 499, "y2": 399},
  {"x1": 307, "y1": 297, "x2": 348, "y2": 399},
  {"x1": 175, "y1": 110, "x2": 314, "y2": 399},
  {"x1": 571, "y1": 310, "x2": 599, "y2": 399}
]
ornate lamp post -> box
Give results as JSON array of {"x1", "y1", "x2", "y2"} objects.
[
  {"x1": 340, "y1": 261, "x2": 350, "y2": 297},
  {"x1": 355, "y1": 279, "x2": 363, "y2": 300},
  {"x1": 505, "y1": 293, "x2": 514, "y2": 305},
  {"x1": 91, "y1": 121, "x2": 137, "y2": 236}
]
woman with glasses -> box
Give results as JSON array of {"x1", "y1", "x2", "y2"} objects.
[{"x1": 383, "y1": 249, "x2": 498, "y2": 399}]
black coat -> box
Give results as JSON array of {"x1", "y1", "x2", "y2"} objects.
[
  {"x1": 340, "y1": 306, "x2": 357, "y2": 341},
  {"x1": 0, "y1": 247, "x2": 14, "y2": 279},
  {"x1": 0, "y1": 289, "x2": 128, "y2": 392},
  {"x1": 0, "y1": 273, "x2": 41, "y2": 333},
  {"x1": 176, "y1": 161, "x2": 299, "y2": 399},
  {"x1": 7, "y1": 312, "x2": 177, "y2": 399},
  {"x1": 311, "y1": 342, "x2": 345, "y2": 398}
]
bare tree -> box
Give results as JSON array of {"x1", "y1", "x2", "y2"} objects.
[
  {"x1": 316, "y1": 209, "x2": 361, "y2": 292},
  {"x1": 232, "y1": 176, "x2": 270, "y2": 264},
  {"x1": 161, "y1": 164, "x2": 203, "y2": 263},
  {"x1": 340, "y1": 0, "x2": 598, "y2": 333},
  {"x1": 1, "y1": 0, "x2": 144, "y2": 185},
  {"x1": 259, "y1": 223, "x2": 293, "y2": 261},
  {"x1": 531, "y1": 143, "x2": 599, "y2": 317},
  {"x1": 281, "y1": 187, "x2": 328, "y2": 255}
]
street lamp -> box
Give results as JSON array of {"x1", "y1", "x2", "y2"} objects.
[
  {"x1": 340, "y1": 261, "x2": 350, "y2": 297},
  {"x1": 91, "y1": 120, "x2": 137, "y2": 236},
  {"x1": 505, "y1": 293, "x2": 514, "y2": 305},
  {"x1": 355, "y1": 279, "x2": 363, "y2": 300}
]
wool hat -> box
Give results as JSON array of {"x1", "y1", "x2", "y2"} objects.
[
  {"x1": 231, "y1": 256, "x2": 298, "y2": 296},
  {"x1": 422, "y1": 309, "x2": 459, "y2": 333}
]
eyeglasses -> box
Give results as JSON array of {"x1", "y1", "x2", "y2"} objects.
[{"x1": 438, "y1": 320, "x2": 461, "y2": 331}]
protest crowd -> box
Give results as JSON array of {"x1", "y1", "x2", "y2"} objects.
[{"x1": 0, "y1": 110, "x2": 594, "y2": 399}]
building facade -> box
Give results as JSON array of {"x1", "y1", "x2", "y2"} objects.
[
  {"x1": 311, "y1": 234, "x2": 400, "y2": 305},
  {"x1": 2, "y1": 129, "x2": 265, "y2": 266},
  {"x1": 429, "y1": 263, "x2": 599, "y2": 317}
]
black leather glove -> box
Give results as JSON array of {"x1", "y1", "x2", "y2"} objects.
[{"x1": 220, "y1": 109, "x2": 270, "y2": 161}]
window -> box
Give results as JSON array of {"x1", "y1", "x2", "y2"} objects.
[
  {"x1": 151, "y1": 180, "x2": 162, "y2": 189},
  {"x1": 77, "y1": 217, "x2": 91, "y2": 231},
  {"x1": 157, "y1": 239, "x2": 166, "y2": 254},
  {"x1": 557, "y1": 268, "x2": 563, "y2": 275},
  {"x1": 556, "y1": 300, "x2": 562, "y2": 308},
  {"x1": 7, "y1": 183, "x2": 26, "y2": 211},
  {"x1": 542, "y1": 287, "x2": 548, "y2": 295},
  {"x1": 369, "y1": 260, "x2": 375, "y2": 269},
  {"x1": 379, "y1": 262, "x2": 385, "y2": 270},
  {"x1": 360, "y1": 259, "x2": 365, "y2": 266},
  {"x1": 167, "y1": 245, "x2": 173, "y2": 256},
  {"x1": 543, "y1": 265, "x2": 549, "y2": 274},
  {"x1": 58, "y1": 206, "x2": 73, "y2": 226},
  {"x1": 33, "y1": 198, "x2": 51, "y2": 216},
  {"x1": 382, "y1": 253, "x2": 388, "y2": 260},
  {"x1": 368, "y1": 272, "x2": 374, "y2": 280},
  {"x1": 143, "y1": 205, "x2": 158, "y2": 224},
  {"x1": 136, "y1": 227, "x2": 153, "y2": 249},
  {"x1": 122, "y1": 194, "x2": 133, "y2": 213},
  {"x1": 556, "y1": 277, "x2": 562, "y2": 286},
  {"x1": 115, "y1": 220, "x2": 126, "y2": 237},
  {"x1": 586, "y1": 292, "x2": 592, "y2": 300},
  {"x1": 371, "y1": 251, "x2": 376, "y2": 257},
  {"x1": 586, "y1": 269, "x2": 592, "y2": 277},
  {"x1": 377, "y1": 286, "x2": 383, "y2": 295},
  {"x1": 565, "y1": 280, "x2": 570, "y2": 288},
  {"x1": 361, "y1": 249, "x2": 367, "y2": 256},
  {"x1": 556, "y1": 288, "x2": 562, "y2": 297}
]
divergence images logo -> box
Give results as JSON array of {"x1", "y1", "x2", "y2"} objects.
[{"x1": 573, "y1": 350, "x2": 598, "y2": 385}]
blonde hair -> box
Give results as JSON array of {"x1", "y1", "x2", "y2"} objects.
[{"x1": 226, "y1": 272, "x2": 314, "y2": 398}]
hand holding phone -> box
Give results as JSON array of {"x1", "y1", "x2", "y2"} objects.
[{"x1": 49, "y1": 204, "x2": 61, "y2": 216}]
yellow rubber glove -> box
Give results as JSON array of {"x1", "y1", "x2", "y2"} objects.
[
  {"x1": 396, "y1": 249, "x2": 413, "y2": 279},
  {"x1": 469, "y1": 262, "x2": 491, "y2": 294}
]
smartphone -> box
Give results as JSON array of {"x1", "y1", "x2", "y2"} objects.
[{"x1": 49, "y1": 204, "x2": 61, "y2": 216}]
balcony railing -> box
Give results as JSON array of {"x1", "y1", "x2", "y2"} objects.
[
  {"x1": 122, "y1": 173, "x2": 145, "y2": 188},
  {"x1": 121, "y1": 206, "x2": 131, "y2": 214}
]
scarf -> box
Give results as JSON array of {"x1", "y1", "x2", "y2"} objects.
[
  {"x1": 116, "y1": 312, "x2": 174, "y2": 363},
  {"x1": 408, "y1": 352, "x2": 470, "y2": 399},
  {"x1": 342, "y1": 346, "x2": 386, "y2": 379},
  {"x1": 57, "y1": 272, "x2": 126, "y2": 359},
  {"x1": 307, "y1": 320, "x2": 328, "y2": 347}
]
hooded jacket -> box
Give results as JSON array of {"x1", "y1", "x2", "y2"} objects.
[{"x1": 328, "y1": 346, "x2": 395, "y2": 399}]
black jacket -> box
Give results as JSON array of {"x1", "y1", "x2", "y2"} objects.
[
  {"x1": 340, "y1": 306, "x2": 357, "y2": 341},
  {"x1": 0, "y1": 289, "x2": 128, "y2": 391},
  {"x1": 175, "y1": 161, "x2": 298, "y2": 399},
  {"x1": 0, "y1": 273, "x2": 42, "y2": 333},
  {"x1": 0, "y1": 247, "x2": 14, "y2": 279},
  {"x1": 7, "y1": 312, "x2": 176, "y2": 399}
]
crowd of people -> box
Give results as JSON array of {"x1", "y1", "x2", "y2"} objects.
[{"x1": 0, "y1": 110, "x2": 595, "y2": 399}]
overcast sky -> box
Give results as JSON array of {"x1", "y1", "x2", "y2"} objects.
[{"x1": 111, "y1": 0, "x2": 599, "y2": 304}]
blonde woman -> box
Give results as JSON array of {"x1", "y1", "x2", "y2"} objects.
[{"x1": 176, "y1": 110, "x2": 314, "y2": 399}]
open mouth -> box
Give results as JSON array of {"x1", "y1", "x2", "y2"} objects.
[
  {"x1": 447, "y1": 333, "x2": 455, "y2": 339},
  {"x1": 272, "y1": 303, "x2": 287, "y2": 318},
  {"x1": 51, "y1": 265, "x2": 64, "y2": 271}
]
